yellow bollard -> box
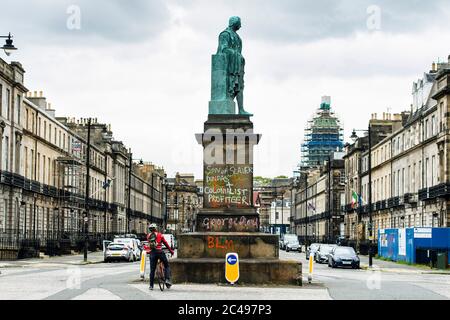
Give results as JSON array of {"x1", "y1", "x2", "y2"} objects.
[
  {"x1": 225, "y1": 253, "x2": 239, "y2": 285},
  {"x1": 308, "y1": 252, "x2": 314, "y2": 283},
  {"x1": 140, "y1": 251, "x2": 147, "y2": 280}
]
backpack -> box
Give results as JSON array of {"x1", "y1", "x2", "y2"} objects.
[{"x1": 148, "y1": 232, "x2": 158, "y2": 250}]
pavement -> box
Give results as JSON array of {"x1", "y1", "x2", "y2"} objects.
[{"x1": 0, "y1": 251, "x2": 105, "y2": 269}]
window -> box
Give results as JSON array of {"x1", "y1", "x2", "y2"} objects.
[
  {"x1": 431, "y1": 115, "x2": 436, "y2": 136},
  {"x1": 54, "y1": 128, "x2": 57, "y2": 144},
  {"x1": 38, "y1": 117, "x2": 41, "y2": 137},
  {"x1": 49, "y1": 124, "x2": 51, "y2": 141},
  {"x1": 425, "y1": 158, "x2": 429, "y2": 188},
  {"x1": 31, "y1": 149, "x2": 34, "y2": 179},
  {"x1": 432, "y1": 156, "x2": 436, "y2": 186},
  {"x1": 425, "y1": 119, "x2": 429, "y2": 139},
  {"x1": 26, "y1": 109, "x2": 29, "y2": 130},
  {"x1": 31, "y1": 113, "x2": 35, "y2": 133},
  {"x1": 0, "y1": 84, "x2": 2, "y2": 116},
  {"x1": 24, "y1": 147, "x2": 28, "y2": 178},
  {"x1": 6, "y1": 89, "x2": 10, "y2": 120},
  {"x1": 402, "y1": 168, "x2": 405, "y2": 195},
  {"x1": 48, "y1": 157, "x2": 51, "y2": 186},
  {"x1": 44, "y1": 121, "x2": 47, "y2": 140},
  {"x1": 37, "y1": 153, "x2": 40, "y2": 182},
  {"x1": 393, "y1": 172, "x2": 396, "y2": 196},
  {"x1": 418, "y1": 161, "x2": 422, "y2": 188},
  {"x1": 16, "y1": 94, "x2": 20, "y2": 125},
  {"x1": 63, "y1": 133, "x2": 66, "y2": 150},
  {"x1": 3, "y1": 136, "x2": 9, "y2": 171},
  {"x1": 42, "y1": 156, "x2": 46, "y2": 184}
]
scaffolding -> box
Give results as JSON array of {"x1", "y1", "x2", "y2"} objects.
[
  {"x1": 301, "y1": 97, "x2": 344, "y2": 168},
  {"x1": 55, "y1": 152, "x2": 85, "y2": 236}
]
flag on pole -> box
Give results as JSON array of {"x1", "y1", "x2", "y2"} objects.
[{"x1": 351, "y1": 190, "x2": 359, "y2": 208}]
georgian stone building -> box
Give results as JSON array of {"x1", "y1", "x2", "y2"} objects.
[
  {"x1": 0, "y1": 58, "x2": 166, "y2": 259},
  {"x1": 341, "y1": 59, "x2": 450, "y2": 251},
  {"x1": 290, "y1": 157, "x2": 345, "y2": 243},
  {"x1": 166, "y1": 173, "x2": 201, "y2": 235}
]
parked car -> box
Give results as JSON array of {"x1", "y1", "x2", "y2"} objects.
[
  {"x1": 284, "y1": 235, "x2": 301, "y2": 252},
  {"x1": 104, "y1": 243, "x2": 134, "y2": 262},
  {"x1": 306, "y1": 243, "x2": 321, "y2": 260},
  {"x1": 280, "y1": 234, "x2": 298, "y2": 251},
  {"x1": 314, "y1": 244, "x2": 337, "y2": 263},
  {"x1": 113, "y1": 236, "x2": 141, "y2": 261},
  {"x1": 328, "y1": 246, "x2": 360, "y2": 269}
]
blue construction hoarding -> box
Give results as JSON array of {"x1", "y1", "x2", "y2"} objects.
[{"x1": 378, "y1": 228, "x2": 450, "y2": 266}]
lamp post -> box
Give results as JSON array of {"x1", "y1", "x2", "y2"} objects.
[
  {"x1": 1, "y1": 33, "x2": 17, "y2": 56},
  {"x1": 350, "y1": 124, "x2": 373, "y2": 267},
  {"x1": 293, "y1": 169, "x2": 309, "y2": 247},
  {"x1": 84, "y1": 118, "x2": 91, "y2": 262},
  {"x1": 126, "y1": 152, "x2": 143, "y2": 233},
  {"x1": 327, "y1": 154, "x2": 332, "y2": 244}
]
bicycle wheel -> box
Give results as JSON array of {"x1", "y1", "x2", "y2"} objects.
[{"x1": 157, "y1": 262, "x2": 165, "y2": 291}]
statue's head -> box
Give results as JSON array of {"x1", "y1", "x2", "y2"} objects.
[{"x1": 229, "y1": 16, "x2": 241, "y2": 31}]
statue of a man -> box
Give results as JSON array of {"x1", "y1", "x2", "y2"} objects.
[{"x1": 217, "y1": 16, "x2": 251, "y2": 116}]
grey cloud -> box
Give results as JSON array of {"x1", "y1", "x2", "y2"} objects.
[
  {"x1": 2, "y1": 0, "x2": 170, "y2": 45},
  {"x1": 170, "y1": 0, "x2": 450, "y2": 43}
]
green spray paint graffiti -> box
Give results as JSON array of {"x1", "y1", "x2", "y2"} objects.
[{"x1": 204, "y1": 164, "x2": 253, "y2": 208}]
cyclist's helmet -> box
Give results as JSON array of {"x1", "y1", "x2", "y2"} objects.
[{"x1": 148, "y1": 223, "x2": 157, "y2": 231}]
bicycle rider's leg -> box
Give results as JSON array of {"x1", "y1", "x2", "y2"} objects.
[
  {"x1": 160, "y1": 252, "x2": 171, "y2": 282},
  {"x1": 149, "y1": 252, "x2": 158, "y2": 288}
]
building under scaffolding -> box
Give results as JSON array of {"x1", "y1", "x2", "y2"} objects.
[
  {"x1": 301, "y1": 96, "x2": 344, "y2": 168},
  {"x1": 55, "y1": 149, "x2": 85, "y2": 236}
]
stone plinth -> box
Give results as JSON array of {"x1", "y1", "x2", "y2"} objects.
[
  {"x1": 177, "y1": 232, "x2": 278, "y2": 259},
  {"x1": 171, "y1": 258, "x2": 302, "y2": 285}
]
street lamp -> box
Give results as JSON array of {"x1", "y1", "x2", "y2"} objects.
[
  {"x1": 293, "y1": 169, "x2": 309, "y2": 247},
  {"x1": 126, "y1": 151, "x2": 144, "y2": 233},
  {"x1": 1, "y1": 33, "x2": 17, "y2": 56},
  {"x1": 350, "y1": 124, "x2": 373, "y2": 267}
]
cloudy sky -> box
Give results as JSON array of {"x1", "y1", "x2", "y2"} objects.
[{"x1": 2, "y1": 0, "x2": 450, "y2": 179}]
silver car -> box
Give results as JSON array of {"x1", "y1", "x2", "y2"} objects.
[
  {"x1": 315, "y1": 244, "x2": 337, "y2": 263},
  {"x1": 104, "y1": 243, "x2": 134, "y2": 262}
]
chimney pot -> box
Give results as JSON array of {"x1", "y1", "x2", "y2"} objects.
[{"x1": 39, "y1": 91, "x2": 43, "y2": 97}]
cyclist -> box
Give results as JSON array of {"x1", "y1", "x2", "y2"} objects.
[{"x1": 145, "y1": 223, "x2": 174, "y2": 290}]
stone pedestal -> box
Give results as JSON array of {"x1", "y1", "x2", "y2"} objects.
[{"x1": 170, "y1": 114, "x2": 301, "y2": 285}]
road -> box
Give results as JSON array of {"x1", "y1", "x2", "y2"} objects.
[{"x1": 0, "y1": 250, "x2": 448, "y2": 300}]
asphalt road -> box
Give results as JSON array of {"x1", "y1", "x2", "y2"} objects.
[{"x1": 0, "y1": 250, "x2": 448, "y2": 300}]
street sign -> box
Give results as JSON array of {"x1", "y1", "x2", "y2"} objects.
[{"x1": 225, "y1": 253, "x2": 239, "y2": 284}]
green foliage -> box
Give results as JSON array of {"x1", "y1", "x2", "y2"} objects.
[{"x1": 254, "y1": 176, "x2": 272, "y2": 186}]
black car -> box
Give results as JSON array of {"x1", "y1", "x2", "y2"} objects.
[{"x1": 328, "y1": 246, "x2": 360, "y2": 269}]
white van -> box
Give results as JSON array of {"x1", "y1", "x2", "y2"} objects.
[{"x1": 162, "y1": 234, "x2": 175, "y2": 251}]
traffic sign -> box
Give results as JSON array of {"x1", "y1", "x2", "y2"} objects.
[{"x1": 225, "y1": 253, "x2": 239, "y2": 284}]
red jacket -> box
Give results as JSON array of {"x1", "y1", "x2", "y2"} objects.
[{"x1": 145, "y1": 232, "x2": 174, "y2": 255}]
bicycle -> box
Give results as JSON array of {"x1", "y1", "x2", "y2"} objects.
[{"x1": 155, "y1": 250, "x2": 171, "y2": 291}]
